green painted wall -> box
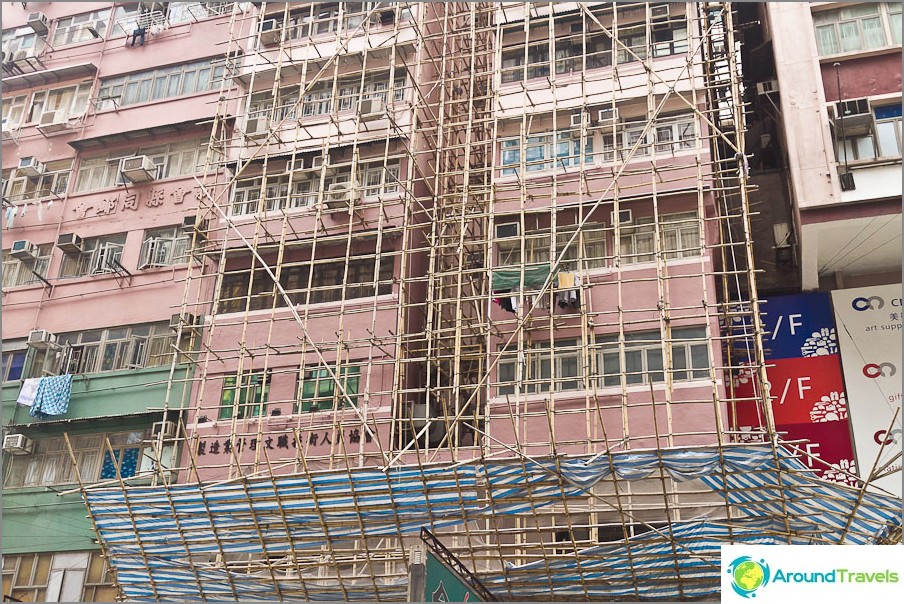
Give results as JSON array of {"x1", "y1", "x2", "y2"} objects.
[
  {"x1": 1, "y1": 365, "x2": 192, "y2": 555},
  {"x1": 1, "y1": 489, "x2": 98, "y2": 555},
  {"x1": 2, "y1": 365, "x2": 191, "y2": 425}
]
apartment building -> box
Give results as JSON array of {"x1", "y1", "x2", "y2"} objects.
[{"x1": 1, "y1": 2, "x2": 234, "y2": 600}]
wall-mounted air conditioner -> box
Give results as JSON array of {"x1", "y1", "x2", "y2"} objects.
[
  {"x1": 37, "y1": 110, "x2": 72, "y2": 134},
  {"x1": 120, "y1": 155, "x2": 158, "y2": 183},
  {"x1": 570, "y1": 112, "x2": 590, "y2": 128},
  {"x1": 358, "y1": 97, "x2": 386, "y2": 121},
  {"x1": 27, "y1": 329, "x2": 57, "y2": 349},
  {"x1": 1, "y1": 117, "x2": 15, "y2": 139},
  {"x1": 756, "y1": 80, "x2": 779, "y2": 96},
  {"x1": 325, "y1": 182, "x2": 360, "y2": 210},
  {"x1": 56, "y1": 233, "x2": 83, "y2": 255},
  {"x1": 610, "y1": 209, "x2": 633, "y2": 226},
  {"x1": 181, "y1": 215, "x2": 208, "y2": 237},
  {"x1": 495, "y1": 223, "x2": 520, "y2": 239},
  {"x1": 597, "y1": 108, "x2": 619, "y2": 124},
  {"x1": 2, "y1": 434, "x2": 35, "y2": 455},
  {"x1": 836, "y1": 98, "x2": 873, "y2": 136},
  {"x1": 260, "y1": 18, "x2": 281, "y2": 45},
  {"x1": 10, "y1": 239, "x2": 38, "y2": 261},
  {"x1": 26, "y1": 12, "x2": 49, "y2": 36},
  {"x1": 18, "y1": 156, "x2": 45, "y2": 177},
  {"x1": 169, "y1": 313, "x2": 198, "y2": 331},
  {"x1": 152, "y1": 420, "x2": 178, "y2": 440},
  {"x1": 244, "y1": 116, "x2": 270, "y2": 139}
]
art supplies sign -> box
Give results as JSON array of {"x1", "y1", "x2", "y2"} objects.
[
  {"x1": 831, "y1": 284, "x2": 903, "y2": 496},
  {"x1": 722, "y1": 545, "x2": 904, "y2": 601}
]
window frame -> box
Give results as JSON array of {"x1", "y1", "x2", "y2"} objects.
[
  {"x1": 218, "y1": 371, "x2": 270, "y2": 420},
  {"x1": 813, "y1": 3, "x2": 900, "y2": 56},
  {"x1": 140, "y1": 226, "x2": 191, "y2": 269},
  {"x1": 50, "y1": 9, "x2": 111, "y2": 47},
  {"x1": 2, "y1": 243, "x2": 52, "y2": 288},
  {"x1": 97, "y1": 58, "x2": 225, "y2": 108},
  {"x1": 59, "y1": 233, "x2": 127, "y2": 278},
  {"x1": 296, "y1": 364, "x2": 361, "y2": 412},
  {"x1": 598, "y1": 326, "x2": 710, "y2": 387},
  {"x1": 618, "y1": 211, "x2": 701, "y2": 265}
]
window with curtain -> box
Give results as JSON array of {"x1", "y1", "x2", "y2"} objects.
[
  {"x1": 618, "y1": 211, "x2": 701, "y2": 264},
  {"x1": 813, "y1": 3, "x2": 900, "y2": 56},
  {"x1": 75, "y1": 138, "x2": 206, "y2": 192},
  {"x1": 28, "y1": 82, "x2": 92, "y2": 124},
  {"x1": 496, "y1": 224, "x2": 608, "y2": 270},
  {"x1": 97, "y1": 58, "x2": 225, "y2": 107},
  {"x1": 51, "y1": 9, "x2": 110, "y2": 46},
  {"x1": 500, "y1": 130, "x2": 595, "y2": 176},
  {"x1": 2, "y1": 244, "x2": 52, "y2": 288},
  {"x1": 599, "y1": 326, "x2": 709, "y2": 387},
  {"x1": 59, "y1": 233, "x2": 127, "y2": 277},
  {"x1": 3, "y1": 160, "x2": 72, "y2": 203}
]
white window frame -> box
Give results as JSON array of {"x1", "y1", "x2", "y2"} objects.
[
  {"x1": 2, "y1": 244, "x2": 52, "y2": 288},
  {"x1": 618, "y1": 211, "x2": 701, "y2": 264},
  {"x1": 51, "y1": 9, "x2": 111, "y2": 47},
  {"x1": 28, "y1": 82, "x2": 92, "y2": 125},
  {"x1": 140, "y1": 226, "x2": 190, "y2": 269},
  {"x1": 497, "y1": 339, "x2": 584, "y2": 396},
  {"x1": 497, "y1": 224, "x2": 608, "y2": 270},
  {"x1": 813, "y1": 3, "x2": 899, "y2": 56},
  {"x1": 598, "y1": 326, "x2": 709, "y2": 387}
]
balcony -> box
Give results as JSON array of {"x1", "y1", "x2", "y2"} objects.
[{"x1": 1, "y1": 364, "x2": 192, "y2": 426}]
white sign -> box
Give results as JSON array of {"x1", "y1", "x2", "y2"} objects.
[
  {"x1": 831, "y1": 284, "x2": 902, "y2": 496},
  {"x1": 721, "y1": 545, "x2": 904, "y2": 602}
]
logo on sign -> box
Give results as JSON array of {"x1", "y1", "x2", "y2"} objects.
[
  {"x1": 874, "y1": 428, "x2": 903, "y2": 445},
  {"x1": 852, "y1": 296, "x2": 884, "y2": 311},
  {"x1": 863, "y1": 363, "x2": 897, "y2": 378},
  {"x1": 727, "y1": 556, "x2": 771, "y2": 598}
]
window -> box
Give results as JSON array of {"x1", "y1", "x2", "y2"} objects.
[
  {"x1": 75, "y1": 138, "x2": 207, "y2": 192},
  {"x1": 874, "y1": 105, "x2": 903, "y2": 157},
  {"x1": 3, "y1": 160, "x2": 72, "y2": 203},
  {"x1": 497, "y1": 224, "x2": 607, "y2": 270},
  {"x1": 97, "y1": 58, "x2": 225, "y2": 107},
  {"x1": 3, "y1": 432, "x2": 145, "y2": 489},
  {"x1": 28, "y1": 82, "x2": 92, "y2": 125},
  {"x1": 1, "y1": 26, "x2": 38, "y2": 58},
  {"x1": 1, "y1": 554, "x2": 52, "y2": 602},
  {"x1": 219, "y1": 372, "x2": 269, "y2": 419},
  {"x1": 813, "y1": 3, "x2": 900, "y2": 56},
  {"x1": 497, "y1": 339, "x2": 583, "y2": 396},
  {"x1": 82, "y1": 551, "x2": 119, "y2": 602},
  {"x1": 113, "y1": 2, "x2": 231, "y2": 35},
  {"x1": 29, "y1": 322, "x2": 173, "y2": 377},
  {"x1": 1, "y1": 349, "x2": 27, "y2": 381},
  {"x1": 500, "y1": 130, "x2": 594, "y2": 176},
  {"x1": 599, "y1": 326, "x2": 709, "y2": 387},
  {"x1": 140, "y1": 226, "x2": 190, "y2": 269},
  {"x1": 60, "y1": 234, "x2": 127, "y2": 277},
  {"x1": 51, "y1": 9, "x2": 111, "y2": 46},
  {"x1": 297, "y1": 365, "x2": 361, "y2": 412},
  {"x1": 618, "y1": 211, "x2": 701, "y2": 264},
  {"x1": 265, "y1": 2, "x2": 405, "y2": 44},
  {"x1": 2, "y1": 94, "x2": 28, "y2": 129},
  {"x1": 2, "y1": 244, "x2": 51, "y2": 288},
  {"x1": 229, "y1": 158, "x2": 401, "y2": 216},
  {"x1": 301, "y1": 71, "x2": 407, "y2": 118},
  {"x1": 218, "y1": 255, "x2": 394, "y2": 313},
  {"x1": 654, "y1": 115, "x2": 696, "y2": 153}
]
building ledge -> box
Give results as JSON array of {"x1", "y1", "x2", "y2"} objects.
[
  {"x1": 2, "y1": 61, "x2": 98, "y2": 93},
  {"x1": 69, "y1": 116, "x2": 231, "y2": 150}
]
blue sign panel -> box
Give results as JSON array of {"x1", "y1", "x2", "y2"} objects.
[{"x1": 760, "y1": 292, "x2": 837, "y2": 360}]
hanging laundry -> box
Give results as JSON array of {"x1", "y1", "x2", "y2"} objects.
[
  {"x1": 16, "y1": 377, "x2": 42, "y2": 407},
  {"x1": 19, "y1": 203, "x2": 27, "y2": 217},
  {"x1": 36, "y1": 201, "x2": 43, "y2": 222},
  {"x1": 5, "y1": 206, "x2": 17, "y2": 229},
  {"x1": 29, "y1": 374, "x2": 74, "y2": 419},
  {"x1": 555, "y1": 273, "x2": 581, "y2": 310}
]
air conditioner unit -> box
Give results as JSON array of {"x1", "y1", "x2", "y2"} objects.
[
  {"x1": 11, "y1": 47, "x2": 35, "y2": 62},
  {"x1": 27, "y1": 329, "x2": 57, "y2": 349},
  {"x1": 151, "y1": 420, "x2": 178, "y2": 440},
  {"x1": 17, "y1": 156, "x2": 45, "y2": 177},
  {"x1": 311, "y1": 155, "x2": 336, "y2": 175},
  {"x1": 91, "y1": 244, "x2": 121, "y2": 274},
  {"x1": 10, "y1": 239, "x2": 38, "y2": 261},
  {"x1": 120, "y1": 155, "x2": 158, "y2": 183},
  {"x1": 610, "y1": 209, "x2": 633, "y2": 226},
  {"x1": 1, "y1": 117, "x2": 14, "y2": 139},
  {"x1": 570, "y1": 112, "x2": 590, "y2": 128},
  {"x1": 56, "y1": 233, "x2": 83, "y2": 255},
  {"x1": 358, "y1": 97, "x2": 386, "y2": 121},
  {"x1": 495, "y1": 223, "x2": 520, "y2": 239},
  {"x1": 325, "y1": 182, "x2": 359, "y2": 210},
  {"x1": 260, "y1": 18, "x2": 281, "y2": 45},
  {"x1": 169, "y1": 313, "x2": 197, "y2": 331},
  {"x1": 26, "y1": 12, "x2": 49, "y2": 36},
  {"x1": 37, "y1": 110, "x2": 72, "y2": 134},
  {"x1": 244, "y1": 116, "x2": 270, "y2": 139},
  {"x1": 836, "y1": 98, "x2": 873, "y2": 135},
  {"x1": 2, "y1": 434, "x2": 34, "y2": 455},
  {"x1": 597, "y1": 108, "x2": 619, "y2": 124},
  {"x1": 651, "y1": 4, "x2": 670, "y2": 19},
  {"x1": 756, "y1": 80, "x2": 779, "y2": 96}
]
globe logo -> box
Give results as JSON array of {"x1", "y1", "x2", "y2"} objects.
[{"x1": 727, "y1": 556, "x2": 770, "y2": 598}]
